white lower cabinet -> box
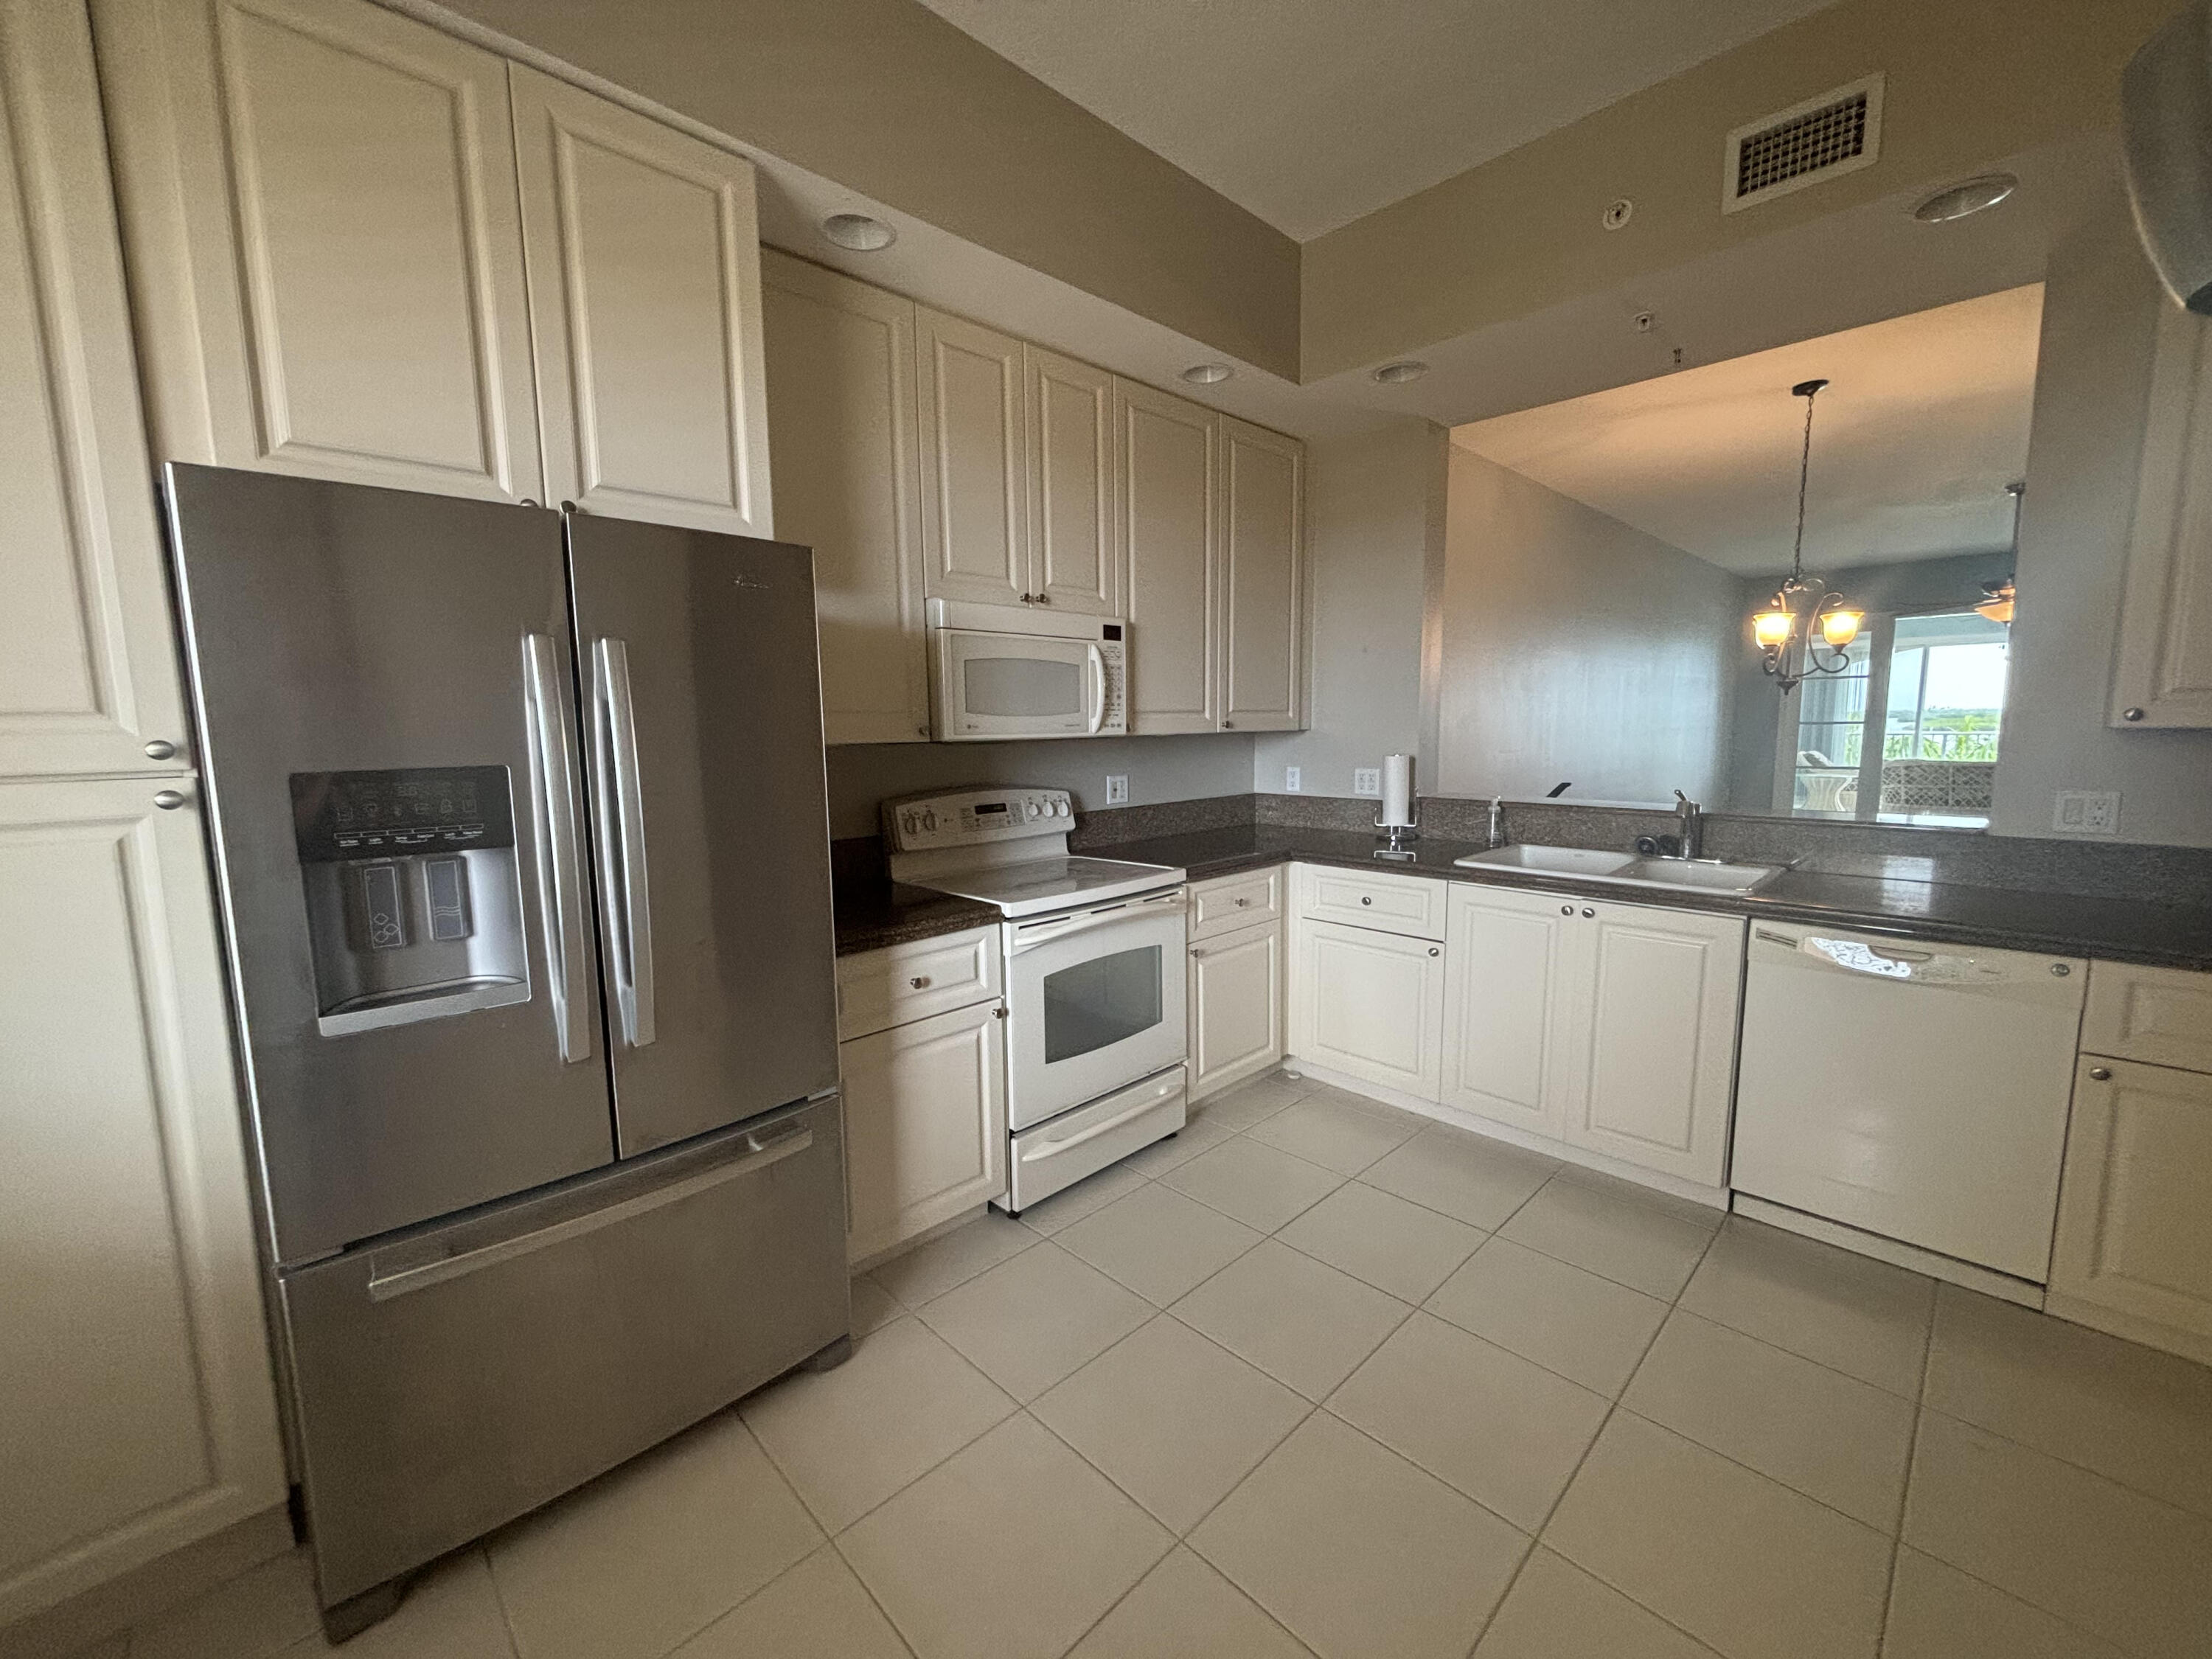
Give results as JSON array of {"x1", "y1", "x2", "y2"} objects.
[
  {"x1": 0, "y1": 778, "x2": 285, "y2": 1624},
  {"x1": 837, "y1": 936, "x2": 1007, "y2": 1263},
  {"x1": 1290, "y1": 917, "x2": 1447, "y2": 1100},
  {"x1": 1190, "y1": 919, "x2": 1284, "y2": 1102},
  {"x1": 1439, "y1": 884, "x2": 1744, "y2": 1187},
  {"x1": 2048, "y1": 1053, "x2": 2212, "y2": 1365}
]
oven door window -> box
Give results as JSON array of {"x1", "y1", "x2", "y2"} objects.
[
  {"x1": 964, "y1": 655, "x2": 1082, "y2": 719},
  {"x1": 1043, "y1": 944, "x2": 1164, "y2": 1063}
]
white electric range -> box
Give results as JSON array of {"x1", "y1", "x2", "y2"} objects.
[{"x1": 884, "y1": 787, "x2": 1188, "y2": 1212}]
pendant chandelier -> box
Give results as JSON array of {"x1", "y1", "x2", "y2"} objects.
[
  {"x1": 1975, "y1": 481, "x2": 2023, "y2": 624},
  {"x1": 1752, "y1": 378, "x2": 1863, "y2": 694}
]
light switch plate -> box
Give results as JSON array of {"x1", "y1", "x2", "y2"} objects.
[
  {"x1": 1284, "y1": 766, "x2": 1301, "y2": 792},
  {"x1": 1354, "y1": 768, "x2": 1381, "y2": 796},
  {"x1": 2053, "y1": 790, "x2": 2121, "y2": 835},
  {"x1": 1105, "y1": 773, "x2": 1129, "y2": 805}
]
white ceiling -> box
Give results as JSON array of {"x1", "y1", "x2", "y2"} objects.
[
  {"x1": 911, "y1": 0, "x2": 1839, "y2": 239},
  {"x1": 1450, "y1": 283, "x2": 2047, "y2": 576}
]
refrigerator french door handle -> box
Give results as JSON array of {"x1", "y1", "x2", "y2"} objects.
[
  {"x1": 1085, "y1": 643, "x2": 1107, "y2": 734},
  {"x1": 522, "y1": 633, "x2": 593, "y2": 1063},
  {"x1": 592, "y1": 636, "x2": 657, "y2": 1048}
]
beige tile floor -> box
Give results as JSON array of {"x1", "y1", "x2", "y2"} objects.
[{"x1": 95, "y1": 1070, "x2": 2212, "y2": 1659}]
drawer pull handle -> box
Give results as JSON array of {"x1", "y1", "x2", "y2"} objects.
[
  {"x1": 2087, "y1": 1065, "x2": 2112, "y2": 1081},
  {"x1": 909, "y1": 975, "x2": 931, "y2": 990}
]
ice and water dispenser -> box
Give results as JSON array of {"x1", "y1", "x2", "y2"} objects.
[{"x1": 291, "y1": 767, "x2": 532, "y2": 1034}]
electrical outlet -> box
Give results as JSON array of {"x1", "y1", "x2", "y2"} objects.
[
  {"x1": 1354, "y1": 768, "x2": 1382, "y2": 797},
  {"x1": 1284, "y1": 766, "x2": 1301, "y2": 792},
  {"x1": 2053, "y1": 790, "x2": 2121, "y2": 835},
  {"x1": 1105, "y1": 773, "x2": 1129, "y2": 806}
]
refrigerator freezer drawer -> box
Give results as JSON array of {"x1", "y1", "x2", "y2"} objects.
[{"x1": 277, "y1": 1097, "x2": 848, "y2": 1607}]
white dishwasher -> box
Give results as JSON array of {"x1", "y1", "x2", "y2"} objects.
[{"x1": 1731, "y1": 925, "x2": 2087, "y2": 1284}]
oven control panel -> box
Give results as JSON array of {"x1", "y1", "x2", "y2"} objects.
[{"x1": 883, "y1": 787, "x2": 1074, "y2": 852}]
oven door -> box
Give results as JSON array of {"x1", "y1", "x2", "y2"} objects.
[
  {"x1": 932, "y1": 627, "x2": 1106, "y2": 741},
  {"x1": 1005, "y1": 888, "x2": 1188, "y2": 1130}
]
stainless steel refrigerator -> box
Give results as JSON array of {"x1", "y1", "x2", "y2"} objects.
[{"x1": 162, "y1": 464, "x2": 849, "y2": 1636}]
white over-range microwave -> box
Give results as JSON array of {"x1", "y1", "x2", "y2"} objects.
[{"x1": 926, "y1": 599, "x2": 1128, "y2": 740}]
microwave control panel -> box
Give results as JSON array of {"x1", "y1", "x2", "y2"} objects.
[{"x1": 883, "y1": 787, "x2": 1074, "y2": 852}]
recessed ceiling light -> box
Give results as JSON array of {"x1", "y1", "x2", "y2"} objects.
[
  {"x1": 1371, "y1": 361, "x2": 1430, "y2": 384},
  {"x1": 1912, "y1": 173, "x2": 2017, "y2": 224},
  {"x1": 1180, "y1": 363, "x2": 1233, "y2": 385},
  {"x1": 821, "y1": 212, "x2": 895, "y2": 251}
]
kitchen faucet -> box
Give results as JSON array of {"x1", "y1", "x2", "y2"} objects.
[{"x1": 1672, "y1": 790, "x2": 1704, "y2": 860}]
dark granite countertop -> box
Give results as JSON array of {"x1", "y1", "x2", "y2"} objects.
[
  {"x1": 1082, "y1": 825, "x2": 2212, "y2": 973},
  {"x1": 832, "y1": 877, "x2": 999, "y2": 957}
]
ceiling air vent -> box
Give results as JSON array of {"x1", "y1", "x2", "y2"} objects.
[{"x1": 1722, "y1": 75, "x2": 1884, "y2": 213}]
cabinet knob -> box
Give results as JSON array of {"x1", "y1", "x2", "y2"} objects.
[
  {"x1": 1223, "y1": 719, "x2": 1235, "y2": 728},
  {"x1": 2087, "y1": 1065, "x2": 2112, "y2": 1081},
  {"x1": 1560, "y1": 905, "x2": 1573, "y2": 915},
  {"x1": 2051, "y1": 963, "x2": 2071, "y2": 977},
  {"x1": 1235, "y1": 897, "x2": 1250, "y2": 907},
  {"x1": 144, "y1": 738, "x2": 178, "y2": 760},
  {"x1": 909, "y1": 975, "x2": 931, "y2": 990},
  {"x1": 153, "y1": 789, "x2": 187, "y2": 810},
  {"x1": 1360, "y1": 896, "x2": 1372, "y2": 905},
  {"x1": 2122, "y1": 707, "x2": 2146, "y2": 722},
  {"x1": 992, "y1": 1004, "x2": 1007, "y2": 1019},
  {"x1": 1428, "y1": 947, "x2": 1440, "y2": 957},
  {"x1": 1035, "y1": 593, "x2": 1051, "y2": 605},
  {"x1": 1580, "y1": 908, "x2": 1596, "y2": 918}
]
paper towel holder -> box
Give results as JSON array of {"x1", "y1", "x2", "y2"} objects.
[{"x1": 1372, "y1": 799, "x2": 1420, "y2": 855}]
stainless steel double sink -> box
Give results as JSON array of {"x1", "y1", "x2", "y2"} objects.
[{"x1": 1453, "y1": 843, "x2": 1784, "y2": 895}]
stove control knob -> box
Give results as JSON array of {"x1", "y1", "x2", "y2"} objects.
[
  {"x1": 922, "y1": 810, "x2": 938, "y2": 832},
  {"x1": 1025, "y1": 801, "x2": 1040, "y2": 819},
  {"x1": 1056, "y1": 800, "x2": 1069, "y2": 817}
]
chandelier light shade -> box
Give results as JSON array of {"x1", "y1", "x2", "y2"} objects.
[{"x1": 1751, "y1": 378, "x2": 1863, "y2": 693}]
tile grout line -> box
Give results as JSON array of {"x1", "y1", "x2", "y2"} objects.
[
  {"x1": 1456, "y1": 1213, "x2": 1733, "y2": 1658},
  {"x1": 1874, "y1": 1292, "x2": 1941, "y2": 1658}
]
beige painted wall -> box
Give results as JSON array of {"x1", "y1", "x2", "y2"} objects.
[
  {"x1": 1435, "y1": 449, "x2": 1741, "y2": 807},
  {"x1": 1302, "y1": 0, "x2": 2178, "y2": 380},
  {"x1": 1252, "y1": 420, "x2": 1445, "y2": 798},
  {"x1": 1991, "y1": 207, "x2": 2212, "y2": 848},
  {"x1": 422, "y1": 0, "x2": 1300, "y2": 378}
]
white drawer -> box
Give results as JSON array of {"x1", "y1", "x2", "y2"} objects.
[
  {"x1": 2083, "y1": 959, "x2": 2212, "y2": 1074},
  {"x1": 837, "y1": 925, "x2": 1002, "y2": 1040},
  {"x1": 1294, "y1": 863, "x2": 1447, "y2": 942},
  {"x1": 1189, "y1": 865, "x2": 1284, "y2": 943}
]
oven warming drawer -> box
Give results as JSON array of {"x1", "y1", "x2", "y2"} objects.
[{"x1": 1002, "y1": 1065, "x2": 1186, "y2": 1213}]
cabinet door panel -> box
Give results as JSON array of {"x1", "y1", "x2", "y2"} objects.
[
  {"x1": 1220, "y1": 415, "x2": 1303, "y2": 731},
  {"x1": 917, "y1": 307, "x2": 1027, "y2": 605},
  {"x1": 2049, "y1": 1057, "x2": 2212, "y2": 1362},
  {"x1": 762, "y1": 253, "x2": 927, "y2": 745},
  {"x1": 1291, "y1": 918, "x2": 1444, "y2": 1100},
  {"x1": 0, "y1": 0, "x2": 191, "y2": 778},
  {"x1": 96, "y1": 0, "x2": 543, "y2": 501},
  {"x1": 1565, "y1": 905, "x2": 1743, "y2": 1186},
  {"x1": 1441, "y1": 886, "x2": 1571, "y2": 1136},
  {"x1": 1026, "y1": 346, "x2": 1117, "y2": 615},
  {"x1": 1190, "y1": 921, "x2": 1282, "y2": 1101},
  {"x1": 0, "y1": 779, "x2": 283, "y2": 1621},
  {"x1": 841, "y1": 998, "x2": 1007, "y2": 1262},
  {"x1": 2113, "y1": 300, "x2": 2212, "y2": 726},
  {"x1": 1115, "y1": 378, "x2": 1218, "y2": 731},
  {"x1": 513, "y1": 68, "x2": 771, "y2": 537},
  {"x1": 2081, "y1": 959, "x2": 2212, "y2": 1074}
]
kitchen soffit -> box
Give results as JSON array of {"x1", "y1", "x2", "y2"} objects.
[{"x1": 911, "y1": 0, "x2": 1838, "y2": 240}]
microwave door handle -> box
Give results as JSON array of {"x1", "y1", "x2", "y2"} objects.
[
  {"x1": 523, "y1": 633, "x2": 593, "y2": 1063},
  {"x1": 593, "y1": 636, "x2": 657, "y2": 1047},
  {"x1": 1085, "y1": 642, "x2": 1107, "y2": 734}
]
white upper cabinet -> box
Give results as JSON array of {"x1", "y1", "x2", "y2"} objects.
[
  {"x1": 917, "y1": 307, "x2": 1029, "y2": 606},
  {"x1": 2113, "y1": 299, "x2": 2212, "y2": 726},
  {"x1": 0, "y1": 776, "x2": 284, "y2": 1623},
  {"x1": 0, "y1": 0, "x2": 192, "y2": 779},
  {"x1": 762, "y1": 251, "x2": 928, "y2": 744},
  {"x1": 94, "y1": 0, "x2": 545, "y2": 502},
  {"x1": 1219, "y1": 415, "x2": 1304, "y2": 731},
  {"x1": 1024, "y1": 345, "x2": 1117, "y2": 615},
  {"x1": 511, "y1": 67, "x2": 771, "y2": 537},
  {"x1": 1115, "y1": 376, "x2": 1219, "y2": 731},
  {"x1": 1564, "y1": 902, "x2": 1744, "y2": 1186}
]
